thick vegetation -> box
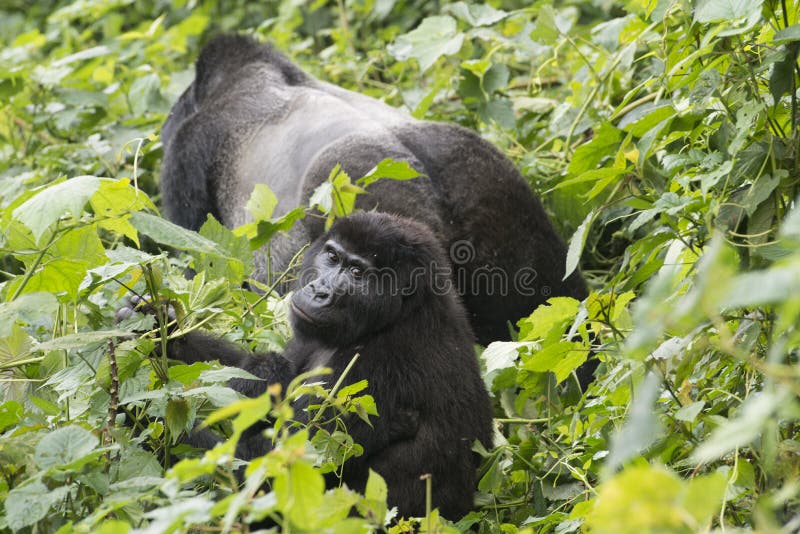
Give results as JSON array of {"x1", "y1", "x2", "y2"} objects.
[{"x1": 1, "y1": 0, "x2": 799, "y2": 532}]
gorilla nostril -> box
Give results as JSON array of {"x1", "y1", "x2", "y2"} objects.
[{"x1": 306, "y1": 282, "x2": 330, "y2": 301}]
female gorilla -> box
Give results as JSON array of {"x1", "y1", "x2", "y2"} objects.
[
  {"x1": 164, "y1": 212, "x2": 494, "y2": 520},
  {"x1": 160, "y1": 34, "x2": 589, "y2": 347}
]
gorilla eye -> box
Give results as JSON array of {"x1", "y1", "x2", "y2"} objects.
[
  {"x1": 350, "y1": 265, "x2": 364, "y2": 278},
  {"x1": 325, "y1": 249, "x2": 339, "y2": 264}
]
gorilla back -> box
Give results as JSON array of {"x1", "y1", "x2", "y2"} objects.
[{"x1": 160, "y1": 34, "x2": 587, "y2": 343}]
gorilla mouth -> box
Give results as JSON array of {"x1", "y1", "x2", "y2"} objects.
[{"x1": 291, "y1": 301, "x2": 319, "y2": 325}]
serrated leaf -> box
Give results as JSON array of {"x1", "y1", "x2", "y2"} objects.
[
  {"x1": 604, "y1": 372, "x2": 663, "y2": 473},
  {"x1": 694, "y1": 0, "x2": 763, "y2": 36},
  {"x1": 34, "y1": 425, "x2": 99, "y2": 468},
  {"x1": 199, "y1": 367, "x2": 261, "y2": 383},
  {"x1": 521, "y1": 340, "x2": 588, "y2": 383},
  {"x1": 0, "y1": 292, "x2": 59, "y2": 337},
  {"x1": 165, "y1": 398, "x2": 191, "y2": 441},
  {"x1": 5, "y1": 482, "x2": 70, "y2": 531},
  {"x1": 361, "y1": 469, "x2": 388, "y2": 524},
  {"x1": 482, "y1": 341, "x2": 535, "y2": 373},
  {"x1": 358, "y1": 158, "x2": 424, "y2": 188},
  {"x1": 518, "y1": 297, "x2": 580, "y2": 342},
  {"x1": 34, "y1": 329, "x2": 131, "y2": 352},
  {"x1": 246, "y1": 183, "x2": 279, "y2": 221},
  {"x1": 564, "y1": 210, "x2": 594, "y2": 280},
  {"x1": 774, "y1": 24, "x2": 800, "y2": 43},
  {"x1": 130, "y1": 211, "x2": 225, "y2": 255},
  {"x1": 246, "y1": 206, "x2": 307, "y2": 249},
  {"x1": 694, "y1": 0, "x2": 762, "y2": 23},
  {"x1": 388, "y1": 16, "x2": 464, "y2": 71},
  {"x1": 336, "y1": 379, "x2": 369, "y2": 399},
  {"x1": 692, "y1": 391, "x2": 785, "y2": 464},
  {"x1": 0, "y1": 401, "x2": 23, "y2": 433},
  {"x1": 12, "y1": 175, "x2": 101, "y2": 242},
  {"x1": 9, "y1": 258, "x2": 93, "y2": 300},
  {"x1": 675, "y1": 401, "x2": 706, "y2": 423},
  {"x1": 309, "y1": 181, "x2": 335, "y2": 214},
  {"x1": 129, "y1": 72, "x2": 164, "y2": 116},
  {"x1": 183, "y1": 386, "x2": 242, "y2": 407},
  {"x1": 446, "y1": 2, "x2": 507, "y2": 26},
  {"x1": 274, "y1": 461, "x2": 325, "y2": 530}
]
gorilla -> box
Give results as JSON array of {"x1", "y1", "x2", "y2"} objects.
[
  {"x1": 160, "y1": 34, "x2": 588, "y2": 346},
  {"x1": 153, "y1": 212, "x2": 494, "y2": 520}
]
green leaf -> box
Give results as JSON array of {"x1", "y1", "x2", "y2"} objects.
[
  {"x1": 564, "y1": 210, "x2": 594, "y2": 280},
  {"x1": 446, "y1": 2, "x2": 507, "y2": 27},
  {"x1": 309, "y1": 180, "x2": 335, "y2": 214},
  {"x1": 195, "y1": 215, "x2": 253, "y2": 282},
  {"x1": 0, "y1": 400, "x2": 23, "y2": 432},
  {"x1": 684, "y1": 473, "x2": 727, "y2": 525},
  {"x1": 246, "y1": 183, "x2": 279, "y2": 221},
  {"x1": 0, "y1": 292, "x2": 59, "y2": 337},
  {"x1": 568, "y1": 123, "x2": 623, "y2": 175},
  {"x1": 357, "y1": 158, "x2": 424, "y2": 188},
  {"x1": 199, "y1": 367, "x2": 261, "y2": 383},
  {"x1": 130, "y1": 211, "x2": 225, "y2": 255},
  {"x1": 165, "y1": 398, "x2": 191, "y2": 442},
  {"x1": 388, "y1": 16, "x2": 465, "y2": 71},
  {"x1": 35, "y1": 329, "x2": 131, "y2": 352},
  {"x1": 5, "y1": 481, "x2": 70, "y2": 531},
  {"x1": 360, "y1": 469, "x2": 388, "y2": 524},
  {"x1": 675, "y1": 400, "x2": 706, "y2": 423},
  {"x1": 128, "y1": 72, "x2": 166, "y2": 116},
  {"x1": 518, "y1": 297, "x2": 580, "y2": 342},
  {"x1": 34, "y1": 425, "x2": 99, "y2": 469},
  {"x1": 587, "y1": 465, "x2": 724, "y2": 534},
  {"x1": 618, "y1": 102, "x2": 674, "y2": 137},
  {"x1": 274, "y1": 460, "x2": 325, "y2": 530},
  {"x1": 239, "y1": 206, "x2": 306, "y2": 250},
  {"x1": 769, "y1": 46, "x2": 798, "y2": 101},
  {"x1": 534, "y1": 5, "x2": 568, "y2": 44},
  {"x1": 521, "y1": 340, "x2": 588, "y2": 383},
  {"x1": 774, "y1": 24, "x2": 800, "y2": 43},
  {"x1": 693, "y1": 0, "x2": 763, "y2": 36},
  {"x1": 692, "y1": 391, "x2": 786, "y2": 463},
  {"x1": 8, "y1": 258, "x2": 92, "y2": 300},
  {"x1": 722, "y1": 264, "x2": 800, "y2": 308},
  {"x1": 604, "y1": 372, "x2": 663, "y2": 473},
  {"x1": 90, "y1": 178, "x2": 157, "y2": 245},
  {"x1": 336, "y1": 379, "x2": 369, "y2": 399},
  {"x1": 482, "y1": 341, "x2": 535, "y2": 374},
  {"x1": 12, "y1": 175, "x2": 101, "y2": 242},
  {"x1": 95, "y1": 339, "x2": 144, "y2": 390}
]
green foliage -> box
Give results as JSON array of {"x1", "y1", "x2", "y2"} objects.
[{"x1": 2, "y1": 0, "x2": 800, "y2": 531}]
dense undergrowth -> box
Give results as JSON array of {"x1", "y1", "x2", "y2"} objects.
[{"x1": 1, "y1": 0, "x2": 800, "y2": 532}]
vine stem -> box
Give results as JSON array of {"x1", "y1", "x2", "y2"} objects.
[
  {"x1": 308, "y1": 352, "x2": 360, "y2": 426},
  {"x1": 10, "y1": 228, "x2": 59, "y2": 301}
]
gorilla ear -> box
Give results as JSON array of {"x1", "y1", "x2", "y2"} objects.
[{"x1": 396, "y1": 240, "x2": 445, "y2": 305}]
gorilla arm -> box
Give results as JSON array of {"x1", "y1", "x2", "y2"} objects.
[
  {"x1": 167, "y1": 330, "x2": 295, "y2": 398},
  {"x1": 166, "y1": 332, "x2": 419, "y2": 459}
]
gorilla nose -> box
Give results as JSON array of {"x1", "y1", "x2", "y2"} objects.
[{"x1": 307, "y1": 281, "x2": 331, "y2": 302}]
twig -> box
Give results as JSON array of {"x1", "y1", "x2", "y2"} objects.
[{"x1": 105, "y1": 338, "x2": 119, "y2": 450}]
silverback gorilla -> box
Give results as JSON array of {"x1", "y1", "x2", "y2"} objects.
[
  {"x1": 160, "y1": 34, "x2": 588, "y2": 345},
  {"x1": 156, "y1": 212, "x2": 494, "y2": 519}
]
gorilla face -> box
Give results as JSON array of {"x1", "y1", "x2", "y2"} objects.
[{"x1": 290, "y1": 236, "x2": 404, "y2": 347}]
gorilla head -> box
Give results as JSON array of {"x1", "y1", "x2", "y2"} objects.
[{"x1": 291, "y1": 213, "x2": 445, "y2": 346}]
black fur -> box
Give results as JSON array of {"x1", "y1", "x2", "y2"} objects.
[
  {"x1": 167, "y1": 213, "x2": 494, "y2": 520},
  {"x1": 160, "y1": 34, "x2": 589, "y2": 346}
]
